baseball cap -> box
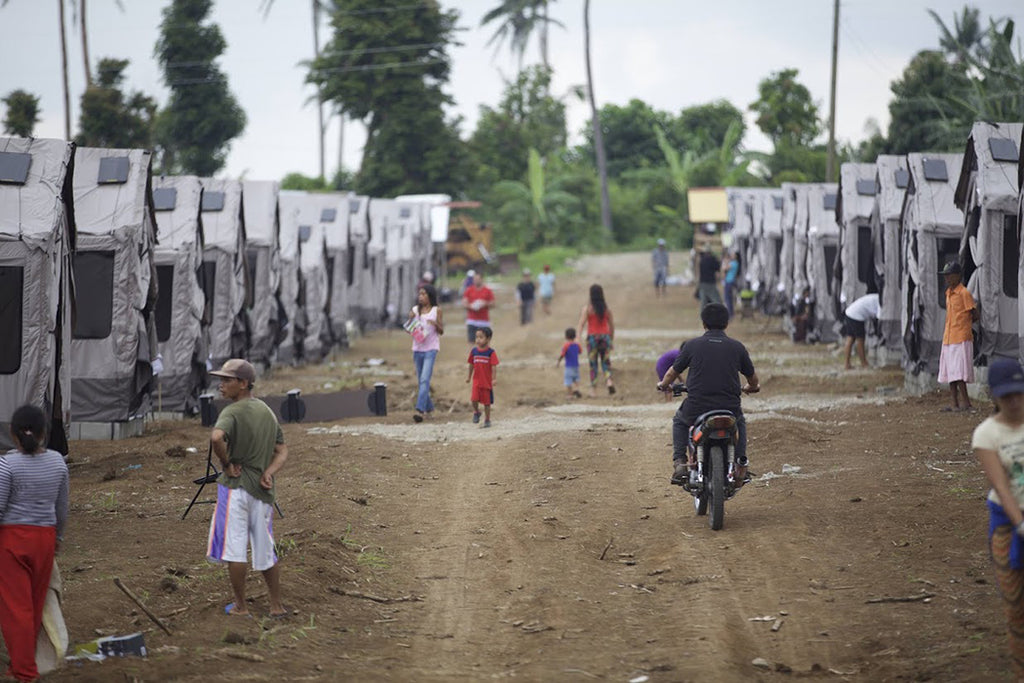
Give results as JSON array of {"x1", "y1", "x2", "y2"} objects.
[
  {"x1": 939, "y1": 261, "x2": 962, "y2": 275},
  {"x1": 209, "y1": 358, "x2": 256, "y2": 383},
  {"x1": 989, "y1": 357, "x2": 1024, "y2": 397}
]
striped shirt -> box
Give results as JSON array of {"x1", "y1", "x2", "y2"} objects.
[{"x1": 0, "y1": 449, "x2": 70, "y2": 540}]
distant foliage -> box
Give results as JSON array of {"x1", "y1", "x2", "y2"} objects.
[
  {"x1": 1, "y1": 89, "x2": 41, "y2": 137},
  {"x1": 76, "y1": 58, "x2": 157, "y2": 149}
]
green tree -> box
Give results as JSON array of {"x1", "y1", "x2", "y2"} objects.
[
  {"x1": 580, "y1": 99, "x2": 672, "y2": 178},
  {"x1": 749, "y1": 68, "x2": 821, "y2": 148},
  {"x1": 481, "y1": 0, "x2": 562, "y2": 70},
  {"x1": 468, "y1": 65, "x2": 566, "y2": 190},
  {"x1": 1, "y1": 89, "x2": 41, "y2": 137},
  {"x1": 927, "y1": 6, "x2": 985, "y2": 67},
  {"x1": 153, "y1": 0, "x2": 246, "y2": 175},
  {"x1": 76, "y1": 58, "x2": 157, "y2": 148},
  {"x1": 672, "y1": 100, "x2": 746, "y2": 157},
  {"x1": 885, "y1": 50, "x2": 969, "y2": 153}
]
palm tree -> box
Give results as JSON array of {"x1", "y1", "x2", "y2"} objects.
[
  {"x1": 583, "y1": 0, "x2": 611, "y2": 237},
  {"x1": 927, "y1": 7, "x2": 985, "y2": 66},
  {"x1": 481, "y1": 0, "x2": 563, "y2": 70},
  {"x1": 75, "y1": 0, "x2": 124, "y2": 87}
]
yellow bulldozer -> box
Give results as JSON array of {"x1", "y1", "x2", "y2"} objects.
[{"x1": 445, "y1": 201, "x2": 495, "y2": 272}]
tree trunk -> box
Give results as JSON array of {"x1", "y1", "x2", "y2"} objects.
[
  {"x1": 583, "y1": 0, "x2": 612, "y2": 238},
  {"x1": 80, "y1": 0, "x2": 92, "y2": 85},
  {"x1": 540, "y1": 0, "x2": 549, "y2": 70},
  {"x1": 58, "y1": 0, "x2": 72, "y2": 139},
  {"x1": 312, "y1": 0, "x2": 325, "y2": 180}
]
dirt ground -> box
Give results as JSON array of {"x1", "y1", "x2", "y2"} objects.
[{"x1": 32, "y1": 252, "x2": 1013, "y2": 682}]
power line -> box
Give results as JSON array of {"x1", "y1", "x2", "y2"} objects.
[{"x1": 312, "y1": 58, "x2": 446, "y2": 75}]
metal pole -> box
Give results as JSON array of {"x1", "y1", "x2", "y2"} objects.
[{"x1": 826, "y1": 0, "x2": 840, "y2": 182}]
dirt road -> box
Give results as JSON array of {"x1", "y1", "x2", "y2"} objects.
[{"x1": 47, "y1": 252, "x2": 1008, "y2": 681}]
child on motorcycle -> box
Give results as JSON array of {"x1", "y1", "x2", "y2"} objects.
[{"x1": 657, "y1": 303, "x2": 760, "y2": 487}]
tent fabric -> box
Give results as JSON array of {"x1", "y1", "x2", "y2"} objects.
[
  {"x1": 151, "y1": 175, "x2": 207, "y2": 413},
  {"x1": 804, "y1": 183, "x2": 841, "y2": 342},
  {"x1": 346, "y1": 195, "x2": 379, "y2": 331},
  {"x1": 835, "y1": 163, "x2": 879, "y2": 312},
  {"x1": 777, "y1": 183, "x2": 799, "y2": 303},
  {"x1": 900, "y1": 152, "x2": 965, "y2": 376},
  {"x1": 278, "y1": 191, "x2": 332, "y2": 362},
  {"x1": 955, "y1": 122, "x2": 1022, "y2": 364},
  {"x1": 199, "y1": 178, "x2": 250, "y2": 368},
  {"x1": 276, "y1": 191, "x2": 307, "y2": 364},
  {"x1": 873, "y1": 155, "x2": 909, "y2": 355},
  {"x1": 369, "y1": 199, "x2": 399, "y2": 324},
  {"x1": 69, "y1": 146, "x2": 158, "y2": 422},
  {"x1": 317, "y1": 192, "x2": 352, "y2": 346},
  {"x1": 242, "y1": 180, "x2": 282, "y2": 368},
  {"x1": 0, "y1": 137, "x2": 75, "y2": 451},
  {"x1": 1020, "y1": 142, "x2": 1024, "y2": 364}
]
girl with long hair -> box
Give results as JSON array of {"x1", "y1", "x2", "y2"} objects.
[
  {"x1": 407, "y1": 284, "x2": 444, "y2": 422},
  {"x1": 577, "y1": 284, "x2": 616, "y2": 395}
]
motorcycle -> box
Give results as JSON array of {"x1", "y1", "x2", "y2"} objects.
[{"x1": 668, "y1": 383, "x2": 751, "y2": 530}]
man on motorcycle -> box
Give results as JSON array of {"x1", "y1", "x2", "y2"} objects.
[{"x1": 657, "y1": 303, "x2": 760, "y2": 487}]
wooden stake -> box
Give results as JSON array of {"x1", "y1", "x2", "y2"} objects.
[{"x1": 113, "y1": 577, "x2": 173, "y2": 636}]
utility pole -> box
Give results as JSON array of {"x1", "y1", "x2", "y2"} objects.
[
  {"x1": 826, "y1": 0, "x2": 840, "y2": 182},
  {"x1": 584, "y1": 0, "x2": 613, "y2": 238}
]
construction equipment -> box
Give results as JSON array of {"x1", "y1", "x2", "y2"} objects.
[{"x1": 445, "y1": 202, "x2": 495, "y2": 272}]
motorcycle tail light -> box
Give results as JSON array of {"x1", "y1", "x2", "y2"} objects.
[
  {"x1": 706, "y1": 416, "x2": 735, "y2": 430},
  {"x1": 714, "y1": 430, "x2": 727, "y2": 438}
]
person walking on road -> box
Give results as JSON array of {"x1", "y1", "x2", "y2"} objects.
[
  {"x1": 972, "y1": 357, "x2": 1024, "y2": 679},
  {"x1": 537, "y1": 264, "x2": 556, "y2": 315},
  {"x1": 652, "y1": 239, "x2": 669, "y2": 297},
  {"x1": 842, "y1": 293, "x2": 879, "y2": 369},
  {"x1": 516, "y1": 269, "x2": 536, "y2": 325},
  {"x1": 938, "y1": 261, "x2": 978, "y2": 412},
  {"x1": 207, "y1": 359, "x2": 290, "y2": 619},
  {"x1": 407, "y1": 284, "x2": 444, "y2": 423},
  {"x1": 0, "y1": 404, "x2": 69, "y2": 683},
  {"x1": 577, "y1": 284, "x2": 616, "y2": 396},
  {"x1": 722, "y1": 251, "x2": 740, "y2": 318},
  {"x1": 696, "y1": 245, "x2": 722, "y2": 309},
  {"x1": 463, "y1": 271, "x2": 495, "y2": 343}
]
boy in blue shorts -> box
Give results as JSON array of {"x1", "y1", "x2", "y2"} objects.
[{"x1": 557, "y1": 327, "x2": 583, "y2": 399}]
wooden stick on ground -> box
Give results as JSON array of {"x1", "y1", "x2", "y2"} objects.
[
  {"x1": 113, "y1": 577, "x2": 173, "y2": 636},
  {"x1": 329, "y1": 587, "x2": 423, "y2": 604},
  {"x1": 599, "y1": 537, "x2": 613, "y2": 561},
  {"x1": 865, "y1": 592, "x2": 935, "y2": 604}
]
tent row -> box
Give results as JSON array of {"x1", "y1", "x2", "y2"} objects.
[
  {"x1": 726, "y1": 120, "x2": 1023, "y2": 392},
  {"x1": 0, "y1": 136, "x2": 445, "y2": 447}
]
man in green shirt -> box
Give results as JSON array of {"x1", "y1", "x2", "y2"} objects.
[{"x1": 205, "y1": 359, "x2": 289, "y2": 618}]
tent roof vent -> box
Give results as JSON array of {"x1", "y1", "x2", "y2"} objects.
[
  {"x1": 895, "y1": 168, "x2": 909, "y2": 188},
  {"x1": 320, "y1": 208, "x2": 337, "y2": 222},
  {"x1": 399, "y1": 207, "x2": 411, "y2": 218},
  {"x1": 298, "y1": 225, "x2": 311, "y2": 242},
  {"x1": 922, "y1": 158, "x2": 948, "y2": 181},
  {"x1": 201, "y1": 191, "x2": 225, "y2": 211},
  {"x1": 855, "y1": 179, "x2": 878, "y2": 196},
  {"x1": 97, "y1": 156, "x2": 129, "y2": 184},
  {"x1": 153, "y1": 187, "x2": 178, "y2": 210},
  {"x1": 349, "y1": 199, "x2": 361, "y2": 214},
  {"x1": 823, "y1": 193, "x2": 837, "y2": 210},
  {"x1": 989, "y1": 137, "x2": 1019, "y2": 163},
  {"x1": 772, "y1": 195, "x2": 783, "y2": 209},
  {"x1": 0, "y1": 151, "x2": 31, "y2": 185}
]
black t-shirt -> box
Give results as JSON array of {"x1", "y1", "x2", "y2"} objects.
[
  {"x1": 517, "y1": 281, "x2": 536, "y2": 302},
  {"x1": 698, "y1": 254, "x2": 720, "y2": 283},
  {"x1": 672, "y1": 329, "x2": 755, "y2": 420}
]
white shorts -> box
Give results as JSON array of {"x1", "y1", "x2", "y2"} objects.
[{"x1": 206, "y1": 485, "x2": 278, "y2": 571}]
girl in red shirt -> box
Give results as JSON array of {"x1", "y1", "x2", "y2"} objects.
[{"x1": 577, "y1": 284, "x2": 615, "y2": 395}]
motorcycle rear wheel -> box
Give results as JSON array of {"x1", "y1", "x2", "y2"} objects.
[{"x1": 708, "y1": 446, "x2": 726, "y2": 530}]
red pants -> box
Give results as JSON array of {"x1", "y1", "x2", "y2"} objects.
[{"x1": 0, "y1": 525, "x2": 56, "y2": 682}]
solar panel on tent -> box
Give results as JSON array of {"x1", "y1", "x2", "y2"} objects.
[
  {"x1": 153, "y1": 188, "x2": 177, "y2": 210},
  {"x1": 399, "y1": 207, "x2": 411, "y2": 218},
  {"x1": 823, "y1": 193, "x2": 837, "y2": 210},
  {"x1": 202, "y1": 191, "x2": 225, "y2": 211},
  {"x1": 0, "y1": 151, "x2": 31, "y2": 184},
  {"x1": 349, "y1": 199, "x2": 360, "y2": 214},
  {"x1": 97, "y1": 156, "x2": 130, "y2": 184},
  {"x1": 895, "y1": 169, "x2": 909, "y2": 188},
  {"x1": 989, "y1": 137, "x2": 1019, "y2": 163},
  {"x1": 299, "y1": 225, "x2": 311, "y2": 242},
  {"x1": 772, "y1": 195, "x2": 783, "y2": 210},
  {"x1": 320, "y1": 208, "x2": 337, "y2": 222},
  {"x1": 855, "y1": 179, "x2": 878, "y2": 196},
  {"x1": 922, "y1": 159, "x2": 948, "y2": 181}
]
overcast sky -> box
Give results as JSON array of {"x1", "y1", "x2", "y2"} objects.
[{"x1": 1, "y1": 1, "x2": 1021, "y2": 183}]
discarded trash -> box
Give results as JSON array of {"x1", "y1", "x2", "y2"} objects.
[
  {"x1": 629, "y1": 676, "x2": 650, "y2": 683},
  {"x1": 781, "y1": 464, "x2": 801, "y2": 474},
  {"x1": 121, "y1": 464, "x2": 141, "y2": 472},
  {"x1": 69, "y1": 632, "x2": 146, "y2": 661},
  {"x1": 185, "y1": 447, "x2": 198, "y2": 454},
  {"x1": 365, "y1": 358, "x2": 386, "y2": 366}
]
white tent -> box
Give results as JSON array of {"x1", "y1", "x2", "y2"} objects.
[
  {"x1": 318, "y1": 192, "x2": 352, "y2": 347},
  {"x1": 872, "y1": 156, "x2": 909, "y2": 361},
  {"x1": 346, "y1": 194, "x2": 379, "y2": 331},
  {"x1": 835, "y1": 163, "x2": 879, "y2": 312},
  {"x1": 285, "y1": 192, "x2": 332, "y2": 361},
  {"x1": 69, "y1": 147, "x2": 158, "y2": 424},
  {"x1": 276, "y1": 191, "x2": 306, "y2": 364},
  {"x1": 242, "y1": 180, "x2": 283, "y2": 369},
  {"x1": 0, "y1": 137, "x2": 75, "y2": 452},
  {"x1": 955, "y1": 122, "x2": 1023, "y2": 365},
  {"x1": 151, "y1": 176, "x2": 207, "y2": 413},
  {"x1": 777, "y1": 182, "x2": 799, "y2": 307},
  {"x1": 752, "y1": 189, "x2": 784, "y2": 314},
  {"x1": 199, "y1": 178, "x2": 250, "y2": 368},
  {"x1": 900, "y1": 152, "x2": 965, "y2": 382},
  {"x1": 804, "y1": 184, "x2": 841, "y2": 342},
  {"x1": 1020, "y1": 141, "x2": 1024, "y2": 364},
  {"x1": 396, "y1": 193, "x2": 450, "y2": 278}
]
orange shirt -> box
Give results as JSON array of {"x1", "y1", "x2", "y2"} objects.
[
  {"x1": 942, "y1": 283, "x2": 975, "y2": 345},
  {"x1": 586, "y1": 308, "x2": 611, "y2": 336}
]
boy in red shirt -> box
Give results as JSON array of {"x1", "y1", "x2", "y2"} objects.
[{"x1": 467, "y1": 327, "x2": 499, "y2": 427}]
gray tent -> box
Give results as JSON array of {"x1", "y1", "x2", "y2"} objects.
[
  {"x1": 835, "y1": 163, "x2": 879, "y2": 312},
  {"x1": 900, "y1": 152, "x2": 965, "y2": 382},
  {"x1": 199, "y1": 178, "x2": 251, "y2": 369},
  {"x1": 151, "y1": 176, "x2": 207, "y2": 413},
  {"x1": 725, "y1": 188, "x2": 753, "y2": 286},
  {"x1": 955, "y1": 122, "x2": 1023, "y2": 365},
  {"x1": 872, "y1": 155, "x2": 909, "y2": 361},
  {"x1": 276, "y1": 191, "x2": 307, "y2": 364},
  {"x1": 69, "y1": 147, "x2": 158, "y2": 424},
  {"x1": 804, "y1": 183, "x2": 841, "y2": 342},
  {"x1": 345, "y1": 194, "x2": 378, "y2": 331},
  {"x1": 0, "y1": 137, "x2": 75, "y2": 452},
  {"x1": 791, "y1": 184, "x2": 818, "y2": 304},
  {"x1": 1020, "y1": 139, "x2": 1024, "y2": 364},
  {"x1": 289, "y1": 193, "x2": 332, "y2": 362},
  {"x1": 752, "y1": 189, "x2": 784, "y2": 315},
  {"x1": 777, "y1": 182, "x2": 799, "y2": 306},
  {"x1": 242, "y1": 180, "x2": 282, "y2": 369},
  {"x1": 319, "y1": 192, "x2": 352, "y2": 347}
]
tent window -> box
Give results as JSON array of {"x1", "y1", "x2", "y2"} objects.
[
  {"x1": 320, "y1": 208, "x2": 337, "y2": 223},
  {"x1": 97, "y1": 156, "x2": 129, "y2": 184},
  {"x1": 823, "y1": 193, "x2": 837, "y2": 211},
  {"x1": 772, "y1": 195, "x2": 783, "y2": 210},
  {"x1": 153, "y1": 188, "x2": 177, "y2": 210},
  {"x1": 349, "y1": 199, "x2": 360, "y2": 214},
  {"x1": 202, "y1": 191, "x2": 225, "y2": 212},
  {"x1": 1004, "y1": 214, "x2": 1019, "y2": 298},
  {"x1": 298, "y1": 225, "x2": 311, "y2": 243},
  {"x1": 72, "y1": 251, "x2": 115, "y2": 339},
  {"x1": 937, "y1": 238, "x2": 960, "y2": 309},
  {"x1": 246, "y1": 248, "x2": 259, "y2": 309},
  {"x1": 857, "y1": 225, "x2": 874, "y2": 288},
  {"x1": 0, "y1": 151, "x2": 31, "y2": 185},
  {"x1": 922, "y1": 159, "x2": 948, "y2": 181},
  {"x1": 894, "y1": 169, "x2": 909, "y2": 189},
  {"x1": 399, "y1": 207, "x2": 411, "y2": 219},
  {"x1": 773, "y1": 237, "x2": 783, "y2": 277},
  {"x1": 989, "y1": 137, "x2": 1019, "y2": 163},
  {"x1": 199, "y1": 261, "x2": 216, "y2": 323},
  {"x1": 855, "y1": 179, "x2": 878, "y2": 196},
  {"x1": 347, "y1": 244, "x2": 356, "y2": 286},
  {"x1": 155, "y1": 265, "x2": 174, "y2": 343},
  {"x1": 0, "y1": 266, "x2": 23, "y2": 374},
  {"x1": 824, "y1": 245, "x2": 838, "y2": 295}
]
